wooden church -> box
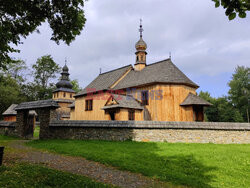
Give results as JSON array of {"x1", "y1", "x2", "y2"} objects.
[{"x1": 69, "y1": 23, "x2": 211, "y2": 122}]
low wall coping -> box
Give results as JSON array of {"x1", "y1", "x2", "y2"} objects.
[{"x1": 49, "y1": 120, "x2": 250, "y2": 131}]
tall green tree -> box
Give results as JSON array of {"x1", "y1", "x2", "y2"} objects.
[
  {"x1": 3, "y1": 59, "x2": 29, "y2": 84},
  {"x1": 71, "y1": 79, "x2": 82, "y2": 93},
  {"x1": 0, "y1": 72, "x2": 27, "y2": 119},
  {"x1": 199, "y1": 91, "x2": 244, "y2": 122},
  {"x1": 31, "y1": 55, "x2": 60, "y2": 100},
  {"x1": 212, "y1": 0, "x2": 250, "y2": 20},
  {"x1": 0, "y1": 0, "x2": 86, "y2": 69},
  {"x1": 228, "y1": 66, "x2": 250, "y2": 122}
]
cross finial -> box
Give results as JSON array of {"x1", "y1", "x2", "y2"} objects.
[
  {"x1": 169, "y1": 52, "x2": 172, "y2": 59},
  {"x1": 139, "y1": 19, "x2": 143, "y2": 38},
  {"x1": 65, "y1": 57, "x2": 67, "y2": 65}
]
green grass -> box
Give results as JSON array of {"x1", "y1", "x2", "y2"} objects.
[
  {"x1": 27, "y1": 140, "x2": 250, "y2": 188},
  {"x1": 0, "y1": 135, "x2": 18, "y2": 145},
  {"x1": 0, "y1": 163, "x2": 112, "y2": 188},
  {"x1": 33, "y1": 126, "x2": 40, "y2": 139}
]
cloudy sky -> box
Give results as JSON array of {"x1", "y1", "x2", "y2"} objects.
[{"x1": 12, "y1": 0, "x2": 250, "y2": 97}]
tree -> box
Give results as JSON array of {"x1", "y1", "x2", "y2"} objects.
[
  {"x1": 199, "y1": 91, "x2": 219, "y2": 121},
  {"x1": 0, "y1": 74, "x2": 27, "y2": 119},
  {"x1": 71, "y1": 79, "x2": 82, "y2": 93},
  {"x1": 199, "y1": 91, "x2": 244, "y2": 122},
  {"x1": 32, "y1": 55, "x2": 60, "y2": 88},
  {"x1": 3, "y1": 59, "x2": 29, "y2": 84},
  {"x1": 228, "y1": 66, "x2": 250, "y2": 122},
  {"x1": 31, "y1": 55, "x2": 60, "y2": 100},
  {"x1": 0, "y1": 0, "x2": 86, "y2": 69},
  {"x1": 212, "y1": 0, "x2": 250, "y2": 20}
]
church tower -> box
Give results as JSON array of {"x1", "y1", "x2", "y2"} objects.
[
  {"x1": 53, "y1": 64, "x2": 75, "y2": 120},
  {"x1": 134, "y1": 19, "x2": 147, "y2": 71}
]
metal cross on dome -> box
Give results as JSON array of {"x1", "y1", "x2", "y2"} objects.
[
  {"x1": 139, "y1": 19, "x2": 144, "y2": 38},
  {"x1": 65, "y1": 57, "x2": 67, "y2": 65}
]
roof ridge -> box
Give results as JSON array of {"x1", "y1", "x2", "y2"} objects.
[
  {"x1": 167, "y1": 59, "x2": 199, "y2": 87},
  {"x1": 146, "y1": 58, "x2": 171, "y2": 67},
  {"x1": 99, "y1": 64, "x2": 132, "y2": 75}
]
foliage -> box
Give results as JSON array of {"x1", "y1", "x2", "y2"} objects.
[
  {"x1": 27, "y1": 140, "x2": 250, "y2": 188},
  {"x1": 0, "y1": 74, "x2": 27, "y2": 119},
  {"x1": 199, "y1": 91, "x2": 244, "y2": 122},
  {"x1": 32, "y1": 55, "x2": 60, "y2": 88},
  {"x1": 71, "y1": 79, "x2": 82, "y2": 93},
  {"x1": 30, "y1": 55, "x2": 60, "y2": 100},
  {"x1": 3, "y1": 59, "x2": 29, "y2": 84},
  {"x1": 0, "y1": 0, "x2": 86, "y2": 69},
  {"x1": 228, "y1": 66, "x2": 250, "y2": 122},
  {"x1": 212, "y1": 0, "x2": 250, "y2": 20},
  {"x1": 0, "y1": 163, "x2": 111, "y2": 188}
]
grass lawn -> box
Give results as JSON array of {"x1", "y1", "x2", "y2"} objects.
[
  {"x1": 0, "y1": 135, "x2": 113, "y2": 188},
  {"x1": 33, "y1": 126, "x2": 40, "y2": 139},
  {"x1": 0, "y1": 163, "x2": 112, "y2": 188},
  {"x1": 0, "y1": 135, "x2": 17, "y2": 145},
  {"x1": 27, "y1": 140, "x2": 250, "y2": 188}
]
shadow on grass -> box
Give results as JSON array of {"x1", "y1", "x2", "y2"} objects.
[
  {"x1": 115, "y1": 142, "x2": 217, "y2": 188},
  {"x1": 156, "y1": 154, "x2": 216, "y2": 188}
]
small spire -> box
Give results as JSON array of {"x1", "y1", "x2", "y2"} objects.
[
  {"x1": 169, "y1": 52, "x2": 171, "y2": 59},
  {"x1": 99, "y1": 68, "x2": 102, "y2": 74},
  {"x1": 139, "y1": 18, "x2": 143, "y2": 38},
  {"x1": 65, "y1": 57, "x2": 67, "y2": 65}
]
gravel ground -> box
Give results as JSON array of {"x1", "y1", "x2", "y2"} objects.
[{"x1": 3, "y1": 140, "x2": 179, "y2": 188}]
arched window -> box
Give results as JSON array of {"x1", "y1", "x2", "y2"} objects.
[{"x1": 136, "y1": 56, "x2": 139, "y2": 61}]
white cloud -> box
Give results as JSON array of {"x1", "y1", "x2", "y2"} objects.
[{"x1": 11, "y1": 0, "x2": 250, "y2": 97}]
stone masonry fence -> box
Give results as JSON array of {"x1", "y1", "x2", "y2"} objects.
[{"x1": 1, "y1": 120, "x2": 250, "y2": 144}]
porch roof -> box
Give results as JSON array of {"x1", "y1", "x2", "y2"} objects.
[
  {"x1": 180, "y1": 93, "x2": 212, "y2": 106},
  {"x1": 102, "y1": 94, "x2": 143, "y2": 110}
]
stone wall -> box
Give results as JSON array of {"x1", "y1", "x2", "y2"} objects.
[
  {"x1": 49, "y1": 120, "x2": 250, "y2": 144},
  {"x1": 0, "y1": 121, "x2": 18, "y2": 137}
]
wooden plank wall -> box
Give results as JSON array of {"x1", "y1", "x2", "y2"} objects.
[
  {"x1": 132, "y1": 84, "x2": 196, "y2": 121},
  {"x1": 73, "y1": 84, "x2": 196, "y2": 121}
]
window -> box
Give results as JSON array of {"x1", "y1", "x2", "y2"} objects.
[
  {"x1": 70, "y1": 94, "x2": 72, "y2": 98},
  {"x1": 57, "y1": 93, "x2": 59, "y2": 97},
  {"x1": 63, "y1": 92, "x2": 66, "y2": 97},
  {"x1": 136, "y1": 56, "x2": 139, "y2": 61},
  {"x1": 85, "y1": 99, "x2": 93, "y2": 111},
  {"x1": 128, "y1": 110, "x2": 135, "y2": 121},
  {"x1": 141, "y1": 55, "x2": 143, "y2": 61},
  {"x1": 141, "y1": 91, "x2": 149, "y2": 105}
]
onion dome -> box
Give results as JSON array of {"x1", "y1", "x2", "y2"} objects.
[
  {"x1": 62, "y1": 64, "x2": 69, "y2": 72},
  {"x1": 55, "y1": 64, "x2": 73, "y2": 89},
  {"x1": 135, "y1": 37, "x2": 147, "y2": 50},
  {"x1": 135, "y1": 20, "x2": 147, "y2": 50}
]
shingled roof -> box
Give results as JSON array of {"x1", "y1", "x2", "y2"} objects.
[
  {"x1": 102, "y1": 94, "x2": 143, "y2": 110},
  {"x1": 2, "y1": 104, "x2": 18, "y2": 115},
  {"x1": 114, "y1": 59, "x2": 198, "y2": 90},
  {"x1": 180, "y1": 93, "x2": 212, "y2": 106},
  {"x1": 75, "y1": 65, "x2": 132, "y2": 97},
  {"x1": 15, "y1": 99, "x2": 59, "y2": 110},
  {"x1": 76, "y1": 59, "x2": 198, "y2": 97}
]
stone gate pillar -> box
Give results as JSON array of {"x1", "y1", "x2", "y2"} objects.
[
  {"x1": 16, "y1": 110, "x2": 30, "y2": 139},
  {"x1": 38, "y1": 107, "x2": 58, "y2": 140}
]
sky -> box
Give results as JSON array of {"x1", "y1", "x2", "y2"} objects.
[{"x1": 12, "y1": 0, "x2": 250, "y2": 98}]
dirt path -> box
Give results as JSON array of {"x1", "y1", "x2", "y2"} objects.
[{"x1": 4, "y1": 140, "x2": 177, "y2": 188}]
